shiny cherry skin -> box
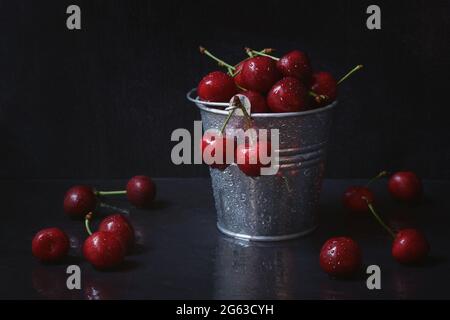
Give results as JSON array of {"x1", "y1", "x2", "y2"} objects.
[
  {"x1": 236, "y1": 141, "x2": 272, "y2": 177},
  {"x1": 311, "y1": 71, "x2": 338, "y2": 107},
  {"x1": 267, "y1": 77, "x2": 308, "y2": 113},
  {"x1": 320, "y1": 237, "x2": 362, "y2": 277},
  {"x1": 201, "y1": 131, "x2": 233, "y2": 170},
  {"x1": 343, "y1": 186, "x2": 375, "y2": 213},
  {"x1": 32, "y1": 228, "x2": 70, "y2": 263},
  {"x1": 277, "y1": 50, "x2": 312, "y2": 84},
  {"x1": 99, "y1": 214, "x2": 135, "y2": 254},
  {"x1": 63, "y1": 185, "x2": 97, "y2": 219},
  {"x1": 240, "y1": 56, "x2": 281, "y2": 93},
  {"x1": 392, "y1": 229, "x2": 429, "y2": 264},
  {"x1": 197, "y1": 71, "x2": 237, "y2": 102},
  {"x1": 240, "y1": 90, "x2": 270, "y2": 113},
  {"x1": 126, "y1": 175, "x2": 156, "y2": 208},
  {"x1": 388, "y1": 171, "x2": 422, "y2": 202},
  {"x1": 83, "y1": 231, "x2": 126, "y2": 270},
  {"x1": 234, "y1": 61, "x2": 246, "y2": 89}
]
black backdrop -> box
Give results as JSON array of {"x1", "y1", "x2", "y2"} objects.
[{"x1": 1, "y1": 0, "x2": 449, "y2": 179}]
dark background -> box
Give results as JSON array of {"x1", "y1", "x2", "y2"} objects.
[{"x1": 1, "y1": 0, "x2": 449, "y2": 179}]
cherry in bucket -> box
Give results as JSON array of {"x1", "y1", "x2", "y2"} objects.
[
  {"x1": 319, "y1": 236, "x2": 362, "y2": 277},
  {"x1": 197, "y1": 71, "x2": 237, "y2": 102},
  {"x1": 266, "y1": 77, "x2": 308, "y2": 113},
  {"x1": 32, "y1": 228, "x2": 70, "y2": 263}
]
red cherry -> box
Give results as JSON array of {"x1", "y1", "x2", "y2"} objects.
[
  {"x1": 388, "y1": 171, "x2": 422, "y2": 202},
  {"x1": 236, "y1": 141, "x2": 272, "y2": 177},
  {"x1": 63, "y1": 185, "x2": 97, "y2": 219},
  {"x1": 267, "y1": 77, "x2": 308, "y2": 113},
  {"x1": 32, "y1": 228, "x2": 70, "y2": 263},
  {"x1": 240, "y1": 56, "x2": 281, "y2": 93},
  {"x1": 320, "y1": 237, "x2": 362, "y2": 277},
  {"x1": 126, "y1": 175, "x2": 156, "y2": 208},
  {"x1": 277, "y1": 50, "x2": 312, "y2": 84},
  {"x1": 83, "y1": 231, "x2": 125, "y2": 270},
  {"x1": 234, "y1": 61, "x2": 246, "y2": 89},
  {"x1": 99, "y1": 214, "x2": 135, "y2": 254},
  {"x1": 343, "y1": 186, "x2": 375, "y2": 213},
  {"x1": 201, "y1": 131, "x2": 233, "y2": 170},
  {"x1": 392, "y1": 229, "x2": 429, "y2": 264},
  {"x1": 240, "y1": 90, "x2": 270, "y2": 113},
  {"x1": 197, "y1": 71, "x2": 237, "y2": 102},
  {"x1": 311, "y1": 72, "x2": 337, "y2": 107}
]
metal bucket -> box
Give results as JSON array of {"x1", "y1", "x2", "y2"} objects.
[{"x1": 187, "y1": 89, "x2": 337, "y2": 241}]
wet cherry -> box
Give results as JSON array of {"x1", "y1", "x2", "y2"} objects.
[
  {"x1": 234, "y1": 61, "x2": 246, "y2": 89},
  {"x1": 83, "y1": 231, "x2": 125, "y2": 270},
  {"x1": 99, "y1": 214, "x2": 135, "y2": 254},
  {"x1": 388, "y1": 171, "x2": 422, "y2": 202},
  {"x1": 32, "y1": 228, "x2": 70, "y2": 263},
  {"x1": 343, "y1": 186, "x2": 375, "y2": 213},
  {"x1": 311, "y1": 71, "x2": 337, "y2": 107},
  {"x1": 197, "y1": 71, "x2": 237, "y2": 102},
  {"x1": 240, "y1": 90, "x2": 270, "y2": 113},
  {"x1": 267, "y1": 77, "x2": 308, "y2": 113},
  {"x1": 63, "y1": 185, "x2": 97, "y2": 219},
  {"x1": 126, "y1": 175, "x2": 156, "y2": 208},
  {"x1": 392, "y1": 228, "x2": 429, "y2": 264},
  {"x1": 240, "y1": 56, "x2": 281, "y2": 93},
  {"x1": 236, "y1": 141, "x2": 272, "y2": 177},
  {"x1": 277, "y1": 50, "x2": 312, "y2": 84},
  {"x1": 320, "y1": 237, "x2": 362, "y2": 277},
  {"x1": 201, "y1": 131, "x2": 233, "y2": 170}
]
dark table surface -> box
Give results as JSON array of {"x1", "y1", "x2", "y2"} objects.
[{"x1": 0, "y1": 178, "x2": 449, "y2": 300}]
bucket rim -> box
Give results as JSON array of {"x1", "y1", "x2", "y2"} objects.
[{"x1": 186, "y1": 88, "x2": 337, "y2": 118}]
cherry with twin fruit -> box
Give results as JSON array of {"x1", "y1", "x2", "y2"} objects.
[
  {"x1": 83, "y1": 231, "x2": 126, "y2": 270},
  {"x1": 388, "y1": 171, "x2": 422, "y2": 203},
  {"x1": 98, "y1": 214, "x2": 135, "y2": 253},
  {"x1": 64, "y1": 185, "x2": 97, "y2": 219},
  {"x1": 32, "y1": 227, "x2": 70, "y2": 263},
  {"x1": 342, "y1": 171, "x2": 386, "y2": 213}
]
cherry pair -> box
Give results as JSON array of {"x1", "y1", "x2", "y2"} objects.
[
  {"x1": 64, "y1": 175, "x2": 156, "y2": 219},
  {"x1": 32, "y1": 213, "x2": 135, "y2": 270}
]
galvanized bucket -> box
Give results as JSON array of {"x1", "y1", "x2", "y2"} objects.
[{"x1": 187, "y1": 89, "x2": 337, "y2": 241}]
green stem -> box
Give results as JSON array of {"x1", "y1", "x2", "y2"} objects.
[
  {"x1": 364, "y1": 199, "x2": 396, "y2": 239},
  {"x1": 220, "y1": 108, "x2": 236, "y2": 134},
  {"x1": 247, "y1": 48, "x2": 279, "y2": 61},
  {"x1": 337, "y1": 64, "x2": 363, "y2": 85},
  {"x1": 366, "y1": 170, "x2": 388, "y2": 187},
  {"x1": 96, "y1": 190, "x2": 127, "y2": 196},
  {"x1": 199, "y1": 46, "x2": 236, "y2": 71},
  {"x1": 85, "y1": 212, "x2": 93, "y2": 236}
]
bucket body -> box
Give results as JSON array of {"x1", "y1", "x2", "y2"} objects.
[{"x1": 194, "y1": 94, "x2": 336, "y2": 241}]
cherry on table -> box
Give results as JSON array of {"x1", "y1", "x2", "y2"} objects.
[
  {"x1": 388, "y1": 171, "x2": 422, "y2": 203},
  {"x1": 201, "y1": 131, "x2": 233, "y2": 170},
  {"x1": 343, "y1": 186, "x2": 375, "y2": 213},
  {"x1": 83, "y1": 231, "x2": 126, "y2": 270},
  {"x1": 277, "y1": 50, "x2": 312, "y2": 84},
  {"x1": 240, "y1": 56, "x2": 281, "y2": 93},
  {"x1": 32, "y1": 228, "x2": 70, "y2": 263},
  {"x1": 63, "y1": 185, "x2": 97, "y2": 219},
  {"x1": 392, "y1": 228, "x2": 429, "y2": 264},
  {"x1": 267, "y1": 77, "x2": 308, "y2": 113},
  {"x1": 99, "y1": 214, "x2": 135, "y2": 254},
  {"x1": 126, "y1": 175, "x2": 156, "y2": 208},
  {"x1": 310, "y1": 71, "x2": 338, "y2": 108},
  {"x1": 319, "y1": 236, "x2": 362, "y2": 277},
  {"x1": 197, "y1": 71, "x2": 237, "y2": 102},
  {"x1": 239, "y1": 90, "x2": 270, "y2": 113},
  {"x1": 236, "y1": 141, "x2": 272, "y2": 177}
]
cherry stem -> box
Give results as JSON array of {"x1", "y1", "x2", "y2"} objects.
[
  {"x1": 199, "y1": 46, "x2": 236, "y2": 72},
  {"x1": 246, "y1": 48, "x2": 279, "y2": 61},
  {"x1": 363, "y1": 198, "x2": 396, "y2": 239},
  {"x1": 96, "y1": 190, "x2": 127, "y2": 196},
  {"x1": 85, "y1": 212, "x2": 94, "y2": 236},
  {"x1": 365, "y1": 170, "x2": 388, "y2": 187},
  {"x1": 220, "y1": 108, "x2": 236, "y2": 135},
  {"x1": 337, "y1": 64, "x2": 364, "y2": 85}
]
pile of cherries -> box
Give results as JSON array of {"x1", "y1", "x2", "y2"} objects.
[
  {"x1": 31, "y1": 175, "x2": 156, "y2": 270},
  {"x1": 197, "y1": 46, "x2": 362, "y2": 113},
  {"x1": 320, "y1": 171, "x2": 430, "y2": 278}
]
